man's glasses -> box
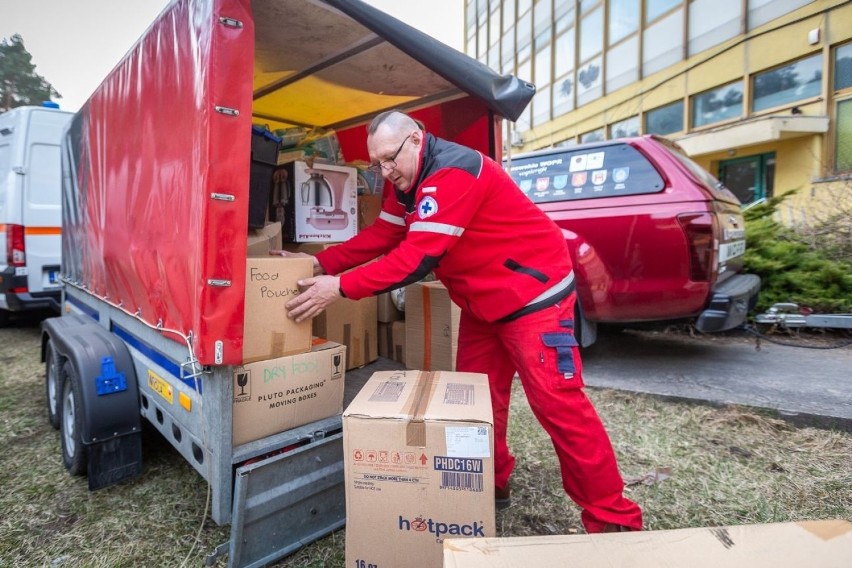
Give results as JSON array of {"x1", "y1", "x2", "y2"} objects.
[{"x1": 367, "y1": 134, "x2": 411, "y2": 173}]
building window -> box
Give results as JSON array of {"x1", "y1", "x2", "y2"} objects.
[
  {"x1": 553, "y1": 74, "x2": 575, "y2": 116},
  {"x1": 835, "y1": 44, "x2": 852, "y2": 172},
  {"x1": 555, "y1": 0, "x2": 576, "y2": 32},
  {"x1": 645, "y1": 100, "x2": 685, "y2": 134},
  {"x1": 691, "y1": 81, "x2": 743, "y2": 128},
  {"x1": 836, "y1": 99, "x2": 852, "y2": 171},
  {"x1": 610, "y1": 115, "x2": 641, "y2": 137},
  {"x1": 642, "y1": 8, "x2": 684, "y2": 76},
  {"x1": 535, "y1": 40, "x2": 552, "y2": 87},
  {"x1": 503, "y1": 0, "x2": 516, "y2": 32},
  {"x1": 688, "y1": 0, "x2": 740, "y2": 56},
  {"x1": 748, "y1": 0, "x2": 812, "y2": 30},
  {"x1": 502, "y1": 27, "x2": 516, "y2": 72},
  {"x1": 752, "y1": 53, "x2": 823, "y2": 112},
  {"x1": 609, "y1": 0, "x2": 640, "y2": 45},
  {"x1": 579, "y1": 6, "x2": 604, "y2": 62},
  {"x1": 517, "y1": 9, "x2": 532, "y2": 51},
  {"x1": 533, "y1": 84, "x2": 552, "y2": 126},
  {"x1": 534, "y1": 0, "x2": 552, "y2": 38},
  {"x1": 490, "y1": 5, "x2": 501, "y2": 50},
  {"x1": 646, "y1": 0, "x2": 682, "y2": 23},
  {"x1": 606, "y1": 36, "x2": 639, "y2": 93},
  {"x1": 581, "y1": 128, "x2": 605, "y2": 142},
  {"x1": 835, "y1": 43, "x2": 852, "y2": 91},
  {"x1": 554, "y1": 26, "x2": 576, "y2": 79},
  {"x1": 577, "y1": 56, "x2": 603, "y2": 105}
]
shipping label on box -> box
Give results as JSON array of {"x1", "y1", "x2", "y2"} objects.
[
  {"x1": 405, "y1": 281, "x2": 460, "y2": 371},
  {"x1": 343, "y1": 370, "x2": 495, "y2": 568},
  {"x1": 290, "y1": 160, "x2": 358, "y2": 243},
  {"x1": 243, "y1": 257, "x2": 313, "y2": 364},
  {"x1": 233, "y1": 341, "x2": 346, "y2": 446}
]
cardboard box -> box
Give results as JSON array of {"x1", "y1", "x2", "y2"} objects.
[
  {"x1": 442, "y1": 519, "x2": 852, "y2": 568},
  {"x1": 286, "y1": 160, "x2": 358, "y2": 243},
  {"x1": 243, "y1": 257, "x2": 313, "y2": 364},
  {"x1": 377, "y1": 291, "x2": 403, "y2": 323},
  {"x1": 282, "y1": 242, "x2": 379, "y2": 370},
  {"x1": 314, "y1": 294, "x2": 378, "y2": 370},
  {"x1": 233, "y1": 340, "x2": 346, "y2": 446},
  {"x1": 344, "y1": 370, "x2": 495, "y2": 568},
  {"x1": 379, "y1": 321, "x2": 406, "y2": 364},
  {"x1": 405, "y1": 281, "x2": 460, "y2": 372},
  {"x1": 246, "y1": 221, "x2": 283, "y2": 256},
  {"x1": 357, "y1": 193, "x2": 383, "y2": 230}
]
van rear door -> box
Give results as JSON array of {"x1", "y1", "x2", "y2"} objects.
[{"x1": 21, "y1": 109, "x2": 71, "y2": 302}]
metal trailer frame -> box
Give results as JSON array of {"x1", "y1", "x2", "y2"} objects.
[{"x1": 51, "y1": 285, "x2": 347, "y2": 567}]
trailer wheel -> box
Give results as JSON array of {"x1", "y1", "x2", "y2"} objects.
[
  {"x1": 45, "y1": 341, "x2": 63, "y2": 429},
  {"x1": 60, "y1": 362, "x2": 88, "y2": 476}
]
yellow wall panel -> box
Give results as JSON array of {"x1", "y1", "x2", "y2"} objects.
[{"x1": 687, "y1": 45, "x2": 745, "y2": 93}]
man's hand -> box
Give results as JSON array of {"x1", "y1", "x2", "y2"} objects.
[
  {"x1": 285, "y1": 275, "x2": 342, "y2": 323},
  {"x1": 269, "y1": 249, "x2": 325, "y2": 276}
]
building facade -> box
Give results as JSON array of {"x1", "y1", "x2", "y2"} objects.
[{"x1": 465, "y1": 0, "x2": 852, "y2": 224}]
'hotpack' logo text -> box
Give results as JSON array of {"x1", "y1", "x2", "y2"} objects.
[{"x1": 398, "y1": 515, "x2": 485, "y2": 542}]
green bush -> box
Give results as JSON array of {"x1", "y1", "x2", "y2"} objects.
[{"x1": 744, "y1": 193, "x2": 852, "y2": 314}]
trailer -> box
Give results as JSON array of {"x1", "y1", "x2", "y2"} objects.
[{"x1": 40, "y1": 1, "x2": 533, "y2": 566}]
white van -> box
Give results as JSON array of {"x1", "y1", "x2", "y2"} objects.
[{"x1": 0, "y1": 104, "x2": 72, "y2": 325}]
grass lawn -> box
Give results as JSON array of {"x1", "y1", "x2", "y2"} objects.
[{"x1": 1, "y1": 318, "x2": 849, "y2": 567}]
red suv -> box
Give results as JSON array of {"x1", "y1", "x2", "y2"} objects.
[{"x1": 506, "y1": 135, "x2": 760, "y2": 346}]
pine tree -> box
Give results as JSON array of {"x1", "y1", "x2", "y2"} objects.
[{"x1": 0, "y1": 34, "x2": 61, "y2": 112}]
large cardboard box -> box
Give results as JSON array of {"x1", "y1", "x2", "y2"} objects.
[
  {"x1": 233, "y1": 340, "x2": 346, "y2": 446},
  {"x1": 314, "y1": 295, "x2": 378, "y2": 370},
  {"x1": 344, "y1": 370, "x2": 495, "y2": 568},
  {"x1": 243, "y1": 257, "x2": 313, "y2": 364},
  {"x1": 246, "y1": 221, "x2": 283, "y2": 256},
  {"x1": 379, "y1": 321, "x2": 406, "y2": 364},
  {"x1": 405, "y1": 281, "x2": 460, "y2": 372},
  {"x1": 286, "y1": 160, "x2": 358, "y2": 243},
  {"x1": 357, "y1": 193, "x2": 383, "y2": 230},
  {"x1": 442, "y1": 519, "x2": 852, "y2": 568},
  {"x1": 282, "y1": 242, "x2": 379, "y2": 370},
  {"x1": 377, "y1": 291, "x2": 403, "y2": 323}
]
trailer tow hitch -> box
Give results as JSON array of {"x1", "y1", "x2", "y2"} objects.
[{"x1": 754, "y1": 303, "x2": 852, "y2": 330}]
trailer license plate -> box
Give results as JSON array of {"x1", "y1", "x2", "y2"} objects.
[{"x1": 148, "y1": 370, "x2": 174, "y2": 404}]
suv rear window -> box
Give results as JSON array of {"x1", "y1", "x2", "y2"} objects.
[{"x1": 506, "y1": 143, "x2": 665, "y2": 204}]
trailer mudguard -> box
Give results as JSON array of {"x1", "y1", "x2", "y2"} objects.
[
  {"x1": 43, "y1": 315, "x2": 141, "y2": 443},
  {"x1": 42, "y1": 315, "x2": 143, "y2": 489}
]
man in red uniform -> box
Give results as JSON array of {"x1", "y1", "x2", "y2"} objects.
[{"x1": 281, "y1": 110, "x2": 642, "y2": 533}]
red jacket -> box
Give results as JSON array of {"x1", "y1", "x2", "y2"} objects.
[{"x1": 316, "y1": 134, "x2": 574, "y2": 323}]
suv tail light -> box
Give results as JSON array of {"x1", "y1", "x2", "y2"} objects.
[{"x1": 677, "y1": 213, "x2": 717, "y2": 282}]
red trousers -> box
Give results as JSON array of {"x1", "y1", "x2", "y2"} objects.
[{"x1": 456, "y1": 294, "x2": 643, "y2": 532}]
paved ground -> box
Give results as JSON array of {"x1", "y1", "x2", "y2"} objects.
[
  {"x1": 582, "y1": 328, "x2": 852, "y2": 431},
  {"x1": 350, "y1": 327, "x2": 851, "y2": 432}
]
